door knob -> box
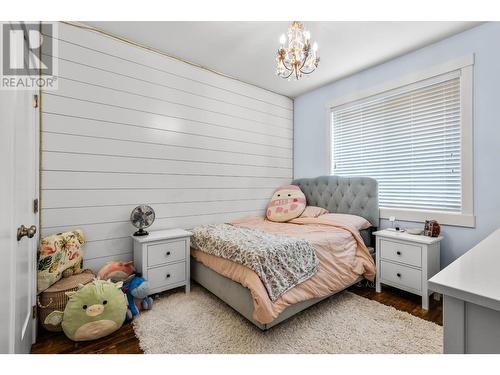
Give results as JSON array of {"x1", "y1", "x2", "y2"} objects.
[{"x1": 17, "y1": 225, "x2": 37, "y2": 241}]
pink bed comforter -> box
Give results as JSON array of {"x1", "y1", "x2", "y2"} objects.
[{"x1": 191, "y1": 214, "x2": 376, "y2": 324}]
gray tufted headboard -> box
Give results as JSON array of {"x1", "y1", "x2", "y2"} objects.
[{"x1": 292, "y1": 176, "x2": 379, "y2": 227}]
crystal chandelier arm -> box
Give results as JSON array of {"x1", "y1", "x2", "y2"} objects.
[
  {"x1": 281, "y1": 67, "x2": 295, "y2": 79},
  {"x1": 298, "y1": 50, "x2": 318, "y2": 75},
  {"x1": 278, "y1": 56, "x2": 296, "y2": 78},
  {"x1": 300, "y1": 56, "x2": 317, "y2": 74},
  {"x1": 297, "y1": 46, "x2": 313, "y2": 73},
  {"x1": 278, "y1": 51, "x2": 293, "y2": 72},
  {"x1": 299, "y1": 48, "x2": 310, "y2": 70},
  {"x1": 281, "y1": 59, "x2": 294, "y2": 72},
  {"x1": 300, "y1": 68, "x2": 316, "y2": 75}
]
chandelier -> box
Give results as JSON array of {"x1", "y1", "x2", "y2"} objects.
[{"x1": 276, "y1": 21, "x2": 319, "y2": 80}]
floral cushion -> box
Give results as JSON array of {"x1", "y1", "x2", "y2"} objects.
[{"x1": 37, "y1": 230, "x2": 85, "y2": 294}]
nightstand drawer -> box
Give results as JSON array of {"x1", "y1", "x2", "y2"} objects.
[
  {"x1": 380, "y1": 261, "x2": 421, "y2": 291},
  {"x1": 147, "y1": 240, "x2": 186, "y2": 267},
  {"x1": 148, "y1": 262, "x2": 186, "y2": 290},
  {"x1": 380, "y1": 239, "x2": 422, "y2": 267}
]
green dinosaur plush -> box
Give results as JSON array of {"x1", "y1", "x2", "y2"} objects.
[{"x1": 44, "y1": 279, "x2": 127, "y2": 341}]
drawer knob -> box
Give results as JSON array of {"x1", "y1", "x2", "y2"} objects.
[
  {"x1": 396, "y1": 273, "x2": 401, "y2": 277},
  {"x1": 166, "y1": 274, "x2": 171, "y2": 278},
  {"x1": 166, "y1": 251, "x2": 171, "y2": 256},
  {"x1": 396, "y1": 251, "x2": 401, "y2": 255}
]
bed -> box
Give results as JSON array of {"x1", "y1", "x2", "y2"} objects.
[{"x1": 190, "y1": 175, "x2": 379, "y2": 330}]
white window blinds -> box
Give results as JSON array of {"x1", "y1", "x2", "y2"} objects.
[{"x1": 331, "y1": 72, "x2": 462, "y2": 212}]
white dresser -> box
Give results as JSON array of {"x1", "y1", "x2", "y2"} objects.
[
  {"x1": 429, "y1": 228, "x2": 500, "y2": 353},
  {"x1": 374, "y1": 229, "x2": 442, "y2": 310},
  {"x1": 132, "y1": 229, "x2": 192, "y2": 294}
]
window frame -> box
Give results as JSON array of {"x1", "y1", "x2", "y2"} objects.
[{"x1": 325, "y1": 55, "x2": 475, "y2": 227}]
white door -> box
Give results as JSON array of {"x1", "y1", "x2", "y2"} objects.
[{"x1": 0, "y1": 22, "x2": 39, "y2": 354}]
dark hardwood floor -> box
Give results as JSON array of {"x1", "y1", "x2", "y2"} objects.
[
  {"x1": 31, "y1": 283, "x2": 442, "y2": 354},
  {"x1": 349, "y1": 283, "x2": 442, "y2": 326}
]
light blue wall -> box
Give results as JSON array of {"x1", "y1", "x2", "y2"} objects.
[{"x1": 294, "y1": 22, "x2": 500, "y2": 267}]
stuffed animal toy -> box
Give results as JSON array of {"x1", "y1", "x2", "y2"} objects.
[
  {"x1": 122, "y1": 275, "x2": 153, "y2": 321},
  {"x1": 266, "y1": 185, "x2": 307, "y2": 222},
  {"x1": 44, "y1": 279, "x2": 127, "y2": 341},
  {"x1": 97, "y1": 260, "x2": 136, "y2": 282}
]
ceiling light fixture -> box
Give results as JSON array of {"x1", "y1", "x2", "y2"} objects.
[{"x1": 276, "y1": 21, "x2": 319, "y2": 80}]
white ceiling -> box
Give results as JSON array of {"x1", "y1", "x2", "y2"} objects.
[{"x1": 84, "y1": 21, "x2": 481, "y2": 98}]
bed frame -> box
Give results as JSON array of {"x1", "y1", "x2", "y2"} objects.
[{"x1": 191, "y1": 175, "x2": 379, "y2": 330}]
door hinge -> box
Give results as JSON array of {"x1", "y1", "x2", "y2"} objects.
[
  {"x1": 32, "y1": 305, "x2": 37, "y2": 320},
  {"x1": 33, "y1": 94, "x2": 38, "y2": 108},
  {"x1": 33, "y1": 198, "x2": 39, "y2": 214}
]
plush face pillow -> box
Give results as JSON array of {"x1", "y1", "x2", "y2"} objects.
[
  {"x1": 44, "y1": 279, "x2": 127, "y2": 341},
  {"x1": 266, "y1": 185, "x2": 306, "y2": 222},
  {"x1": 325, "y1": 213, "x2": 372, "y2": 230},
  {"x1": 299, "y1": 206, "x2": 329, "y2": 218}
]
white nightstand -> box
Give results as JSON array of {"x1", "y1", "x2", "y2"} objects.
[
  {"x1": 374, "y1": 229, "x2": 442, "y2": 310},
  {"x1": 132, "y1": 229, "x2": 192, "y2": 294}
]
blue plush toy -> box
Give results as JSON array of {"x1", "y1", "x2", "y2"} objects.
[{"x1": 122, "y1": 275, "x2": 153, "y2": 321}]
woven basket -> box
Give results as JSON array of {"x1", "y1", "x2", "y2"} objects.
[{"x1": 38, "y1": 271, "x2": 95, "y2": 332}]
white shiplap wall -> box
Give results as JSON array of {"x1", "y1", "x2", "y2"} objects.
[{"x1": 41, "y1": 22, "x2": 293, "y2": 271}]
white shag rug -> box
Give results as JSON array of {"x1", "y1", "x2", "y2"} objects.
[{"x1": 133, "y1": 286, "x2": 442, "y2": 354}]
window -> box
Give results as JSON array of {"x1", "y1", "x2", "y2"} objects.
[{"x1": 328, "y1": 57, "x2": 474, "y2": 227}]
